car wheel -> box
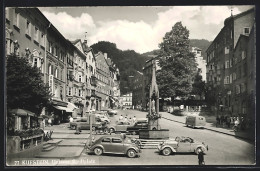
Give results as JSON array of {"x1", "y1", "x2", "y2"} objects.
[
  {"x1": 195, "y1": 147, "x2": 202, "y2": 155},
  {"x1": 109, "y1": 128, "x2": 115, "y2": 133},
  {"x1": 162, "y1": 147, "x2": 172, "y2": 156},
  {"x1": 94, "y1": 147, "x2": 103, "y2": 156},
  {"x1": 71, "y1": 125, "x2": 76, "y2": 130},
  {"x1": 127, "y1": 149, "x2": 136, "y2": 158},
  {"x1": 104, "y1": 128, "x2": 109, "y2": 134}
]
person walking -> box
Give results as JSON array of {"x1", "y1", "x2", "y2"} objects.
[
  {"x1": 119, "y1": 115, "x2": 123, "y2": 122},
  {"x1": 226, "y1": 116, "x2": 231, "y2": 128},
  {"x1": 198, "y1": 149, "x2": 205, "y2": 165},
  {"x1": 69, "y1": 116, "x2": 74, "y2": 123},
  {"x1": 133, "y1": 116, "x2": 137, "y2": 123},
  {"x1": 216, "y1": 115, "x2": 220, "y2": 127},
  {"x1": 123, "y1": 116, "x2": 128, "y2": 123},
  {"x1": 48, "y1": 118, "x2": 52, "y2": 126}
]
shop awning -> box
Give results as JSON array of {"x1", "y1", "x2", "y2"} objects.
[
  {"x1": 54, "y1": 106, "x2": 74, "y2": 113},
  {"x1": 10, "y1": 108, "x2": 36, "y2": 117},
  {"x1": 67, "y1": 102, "x2": 79, "y2": 110}
]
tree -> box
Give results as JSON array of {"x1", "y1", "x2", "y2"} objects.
[
  {"x1": 6, "y1": 55, "x2": 52, "y2": 115},
  {"x1": 191, "y1": 69, "x2": 206, "y2": 100},
  {"x1": 156, "y1": 22, "x2": 197, "y2": 103}
]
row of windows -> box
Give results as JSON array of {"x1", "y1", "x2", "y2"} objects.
[
  {"x1": 67, "y1": 87, "x2": 85, "y2": 97},
  {"x1": 48, "y1": 65, "x2": 64, "y2": 81}
]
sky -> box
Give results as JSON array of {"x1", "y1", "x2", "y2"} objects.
[{"x1": 39, "y1": 6, "x2": 254, "y2": 54}]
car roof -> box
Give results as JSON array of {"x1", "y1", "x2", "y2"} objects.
[{"x1": 97, "y1": 134, "x2": 123, "y2": 140}]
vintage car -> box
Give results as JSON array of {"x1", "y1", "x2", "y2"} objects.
[
  {"x1": 126, "y1": 119, "x2": 148, "y2": 135},
  {"x1": 70, "y1": 117, "x2": 103, "y2": 130},
  {"x1": 108, "y1": 121, "x2": 131, "y2": 133},
  {"x1": 158, "y1": 136, "x2": 208, "y2": 156},
  {"x1": 108, "y1": 110, "x2": 118, "y2": 116},
  {"x1": 108, "y1": 118, "x2": 148, "y2": 134},
  {"x1": 95, "y1": 114, "x2": 111, "y2": 123},
  {"x1": 86, "y1": 134, "x2": 141, "y2": 158}
]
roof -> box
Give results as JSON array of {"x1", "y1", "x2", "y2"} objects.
[
  {"x1": 224, "y1": 7, "x2": 255, "y2": 25},
  {"x1": 234, "y1": 34, "x2": 249, "y2": 51}
]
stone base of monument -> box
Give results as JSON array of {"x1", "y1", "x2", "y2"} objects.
[{"x1": 139, "y1": 129, "x2": 169, "y2": 139}]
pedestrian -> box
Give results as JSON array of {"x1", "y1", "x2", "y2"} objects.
[
  {"x1": 119, "y1": 115, "x2": 123, "y2": 121},
  {"x1": 129, "y1": 117, "x2": 133, "y2": 124},
  {"x1": 69, "y1": 116, "x2": 74, "y2": 123},
  {"x1": 226, "y1": 116, "x2": 231, "y2": 128},
  {"x1": 220, "y1": 115, "x2": 224, "y2": 127},
  {"x1": 198, "y1": 149, "x2": 205, "y2": 165},
  {"x1": 123, "y1": 116, "x2": 128, "y2": 123},
  {"x1": 48, "y1": 118, "x2": 52, "y2": 126},
  {"x1": 216, "y1": 115, "x2": 220, "y2": 127},
  {"x1": 133, "y1": 116, "x2": 137, "y2": 123}
]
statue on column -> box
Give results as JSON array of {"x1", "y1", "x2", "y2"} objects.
[{"x1": 147, "y1": 60, "x2": 161, "y2": 130}]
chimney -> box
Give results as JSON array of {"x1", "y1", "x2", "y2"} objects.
[
  {"x1": 104, "y1": 53, "x2": 107, "y2": 59},
  {"x1": 83, "y1": 32, "x2": 88, "y2": 45}
]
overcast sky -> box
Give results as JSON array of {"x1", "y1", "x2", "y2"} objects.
[{"x1": 39, "y1": 6, "x2": 254, "y2": 54}]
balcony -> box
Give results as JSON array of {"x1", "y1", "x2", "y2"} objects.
[{"x1": 90, "y1": 76, "x2": 97, "y2": 87}]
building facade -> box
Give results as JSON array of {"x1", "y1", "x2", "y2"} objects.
[
  {"x1": 132, "y1": 71, "x2": 144, "y2": 109},
  {"x1": 206, "y1": 8, "x2": 255, "y2": 120},
  {"x1": 121, "y1": 92, "x2": 133, "y2": 109},
  {"x1": 95, "y1": 52, "x2": 111, "y2": 110},
  {"x1": 191, "y1": 47, "x2": 207, "y2": 81},
  {"x1": 5, "y1": 7, "x2": 119, "y2": 124}
]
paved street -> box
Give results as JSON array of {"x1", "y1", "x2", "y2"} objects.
[{"x1": 38, "y1": 109, "x2": 255, "y2": 166}]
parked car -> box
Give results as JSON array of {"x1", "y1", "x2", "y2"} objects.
[
  {"x1": 95, "y1": 114, "x2": 111, "y2": 123},
  {"x1": 157, "y1": 136, "x2": 208, "y2": 156},
  {"x1": 70, "y1": 117, "x2": 103, "y2": 130},
  {"x1": 186, "y1": 115, "x2": 206, "y2": 128},
  {"x1": 126, "y1": 119, "x2": 148, "y2": 135},
  {"x1": 108, "y1": 110, "x2": 118, "y2": 116},
  {"x1": 108, "y1": 121, "x2": 131, "y2": 133},
  {"x1": 86, "y1": 134, "x2": 141, "y2": 158}
]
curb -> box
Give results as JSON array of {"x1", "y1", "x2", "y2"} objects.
[{"x1": 162, "y1": 116, "x2": 252, "y2": 141}]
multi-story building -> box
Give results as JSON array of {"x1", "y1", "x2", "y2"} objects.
[
  {"x1": 95, "y1": 52, "x2": 111, "y2": 110},
  {"x1": 5, "y1": 7, "x2": 75, "y2": 124},
  {"x1": 132, "y1": 71, "x2": 144, "y2": 109},
  {"x1": 121, "y1": 92, "x2": 133, "y2": 109},
  {"x1": 106, "y1": 58, "x2": 120, "y2": 109},
  {"x1": 206, "y1": 8, "x2": 255, "y2": 119},
  {"x1": 191, "y1": 47, "x2": 207, "y2": 81}
]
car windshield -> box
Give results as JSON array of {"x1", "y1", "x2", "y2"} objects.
[{"x1": 124, "y1": 137, "x2": 133, "y2": 144}]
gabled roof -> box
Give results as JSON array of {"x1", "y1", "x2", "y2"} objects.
[{"x1": 234, "y1": 34, "x2": 249, "y2": 51}]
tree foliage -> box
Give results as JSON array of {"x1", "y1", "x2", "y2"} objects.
[
  {"x1": 156, "y1": 22, "x2": 197, "y2": 99},
  {"x1": 6, "y1": 55, "x2": 51, "y2": 115},
  {"x1": 191, "y1": 69, "x2": 206, "y2": 99}
]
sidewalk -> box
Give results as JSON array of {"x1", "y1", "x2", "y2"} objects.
[{"x1": 160, "y1": 112, "x2": 254, "y2": 142}]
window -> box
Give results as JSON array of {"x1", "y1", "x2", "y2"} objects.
[
  {"x1": 241, "y1": 83, "x2": 246, "y2": 93},
  {"x1": 102, "y1": 138, "x2": 111, "y2": 143},
  {"x1": 40, "y1": 33, "x2": 45, "y2": 47},
  {"x1": 236, "y1": 85, "x2": 241, "y2": 94},
  {"x1": 49, "y1": 65, "x2": 53, "y2": 75},
  {"x1": 225, "y1": 47, "x2": 229, "y2": 54},
  {"x1": 244, "y1": 27, "x2": 250, "y2": 35},
  {"x1": 229, "y1": 74, "x2": 233, "y2": 84},
  {"x1": 242, "y1": 51, "x2": 246, "y2": 60},
  {"x1": 33, "y1": 58, "x2": 38, "y2": 67},
  {"x1": 6, "y1": 8, "x2": 10, "y2": 21},
  {"x1": 49, "y1": 42, "x2": 52, "y2": 53},
  {"x1": 112, "y1": 138, "x2": 122, "y2": 143},
  {"x1": 79, "y1": 89, "x2": 81, "y2": 97},
  {"x1": 26, "y1": 20, "x2": 31, "y2": 37},
  {"x1": 225, "y1": 61, "x2": 230, "y2": 69},
  {"x1": 68, "y1": 87, "x2": 72, "y2": 95},
  {"x1": 224, "y1": 76, "x2": 230, "y2": 84},
  {"x1": 14, "y1": 12, "x2": 20, "y2": 28},
  {"x1": 34, "y1": 27, "x2": 39, "y2": 42},
  {"x1": 55, "y1": 69, "x2": 58, "y2": 78},
  {"x1": 233, "y1": 73, "x2": 236, "y2": 81},
  {"x1": 78, "y1": 75, "x2": 82, "y2": 82}
]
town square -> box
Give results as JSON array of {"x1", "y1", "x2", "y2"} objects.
[{"x1": 4, "y1": 4, "x2": 256, "y2": 167}]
